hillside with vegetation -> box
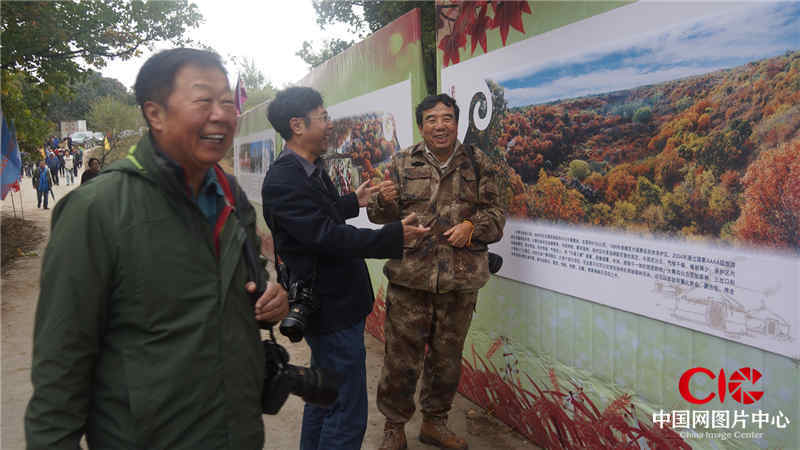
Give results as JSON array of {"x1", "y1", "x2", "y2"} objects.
[{"x1": 487, "y1": 50, "x2": 800, "y2": 251}]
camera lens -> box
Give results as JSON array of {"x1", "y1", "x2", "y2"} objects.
[
  {"x1": 279, "y1": 304, "x2": 307, "y2": 343},
  {"x1": 288, "y1": 365, "x2": 341, "y2": 407}
]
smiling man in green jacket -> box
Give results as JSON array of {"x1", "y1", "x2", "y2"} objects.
[{"x1": 25, "y1": 48, "x2": 289, "y2": 450}]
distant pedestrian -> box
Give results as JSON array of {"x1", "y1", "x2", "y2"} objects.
[
  {"x1": 45, "y1": 152, "x2": 60, "y2": 185},
  {"x1": 75, "y1": 147, "x2": 83, "y2": 170},
  {"x1": 32, "y1": 160, "x2": 54, "y2": 209},
  {"x1": 57, "y1": 150, "x2": 65, "y2": 177},
  {"x1": 63, "y1": 151, "x2": 75, "y2": 185},
  {"x1": 80, "y1": 158, "x2": 101, "y2": 184}
]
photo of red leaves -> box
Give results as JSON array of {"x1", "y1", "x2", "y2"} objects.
[{"x1": 437, "y1": 1, "x2": 533, "y2": 67}]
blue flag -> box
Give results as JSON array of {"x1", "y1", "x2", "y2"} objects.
[{"x1": 1, "y1": 109, "x2": 23, "y2": 200}]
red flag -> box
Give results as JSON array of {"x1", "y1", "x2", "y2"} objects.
[{"x1": 234, "y1": 77, "x2": 247, "y2": 116}]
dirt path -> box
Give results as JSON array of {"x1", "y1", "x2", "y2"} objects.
[{"x1": 1, "y1": 168, "x2": 535, "y2": 450}]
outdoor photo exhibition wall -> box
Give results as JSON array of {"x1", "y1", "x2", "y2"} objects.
[{"x1": 437, "y1": 1, "x2": 798, "y2": 449}]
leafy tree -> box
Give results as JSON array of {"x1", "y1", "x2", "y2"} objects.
[
  {"x1": 237, "y1": 57, "x2": 266, "y2": 91},
  {"x1": 1, "y1": 71, "x2": 57, "y2": 154},
  {"x1": 2, "y1": 1, "x2": 201, "y2": 85},
  {"x1": 641, "y1": 204, "x2": 667, "y2": 231},
  {"x1": 47, "y1": 71, "x2": 133, "y2": 123},
  {"x1": 708, "y1": 184, "x2": 738, "y2": 227},
  {"x1": 734, "y1": 139, "x2": 800, "y2": 249},
  {"x1": 302, "y1": 1, "x2": 436, "y2": 94},
  {"x1": 234, "y1": 57, "x2": 277, "y2": 111},
  {"x1": 588, "y1": 203, "x2": 612, "y2": 226},
  {"x1": 87, "y1": 96, "x2": 144, "y2": 167},
  {"x1": 611, "y1": 200, "x2": 636, "y2": 228},
  {"x1": 295, "y1": 38, "x2": 355, "y2": 69},
  {"x1": 568, "y1": 159, "x2": 590, "y2": 181},
  {"x1": 632, "y1": 106, "x2": 652, "y2": 124},
  {"x1": 661, "y1": 185, "x2": 691, "y2": 232},
  {"x1": 633, "y1": 176, "x2": 662, "y2": 210},
  {"x1": 1, "y1": 0, "x2": 201, "y2": 160},
  {"x1": 529, "y1": 170, "x2": 585, "y2": 223},
  {"x1": 604, "y1": 166, "x2": 636, "y2": 203}
]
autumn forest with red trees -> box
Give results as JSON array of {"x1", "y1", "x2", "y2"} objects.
[{"x1": 481, "y1": 51, "x2": 800, "y2": 251}]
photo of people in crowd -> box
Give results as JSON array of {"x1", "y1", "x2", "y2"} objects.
[
  {"x1": 324, "y1": 112, "x2": 401, "y2": 194},
  {"x1": 237, "y1": 138, "x2": 274, "y2": 175}
]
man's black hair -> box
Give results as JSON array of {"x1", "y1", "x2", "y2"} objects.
[
  {"x1": 88, "y1": 157, "x2": 100, "y2": 166},
  {"x1": 267, "y1": 86, "x2": 324, "y2": 140},
  {"x1": 415, "y1": 93, "x2": 460, "y2": 127},
  {"x1": 134, "y1": 48, "x2": 227, "y2": 124}
]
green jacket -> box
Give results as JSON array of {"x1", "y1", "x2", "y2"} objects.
[{"x1": 25, "y1": 135, "x2": 266, "y2": 449}]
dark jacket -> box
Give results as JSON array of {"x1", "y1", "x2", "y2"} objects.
[
  {"x1": 31, "y1": 166, "x2": 53, "y2": 191},
  {"x1": 45, "y1": 155, "x2": 59, "y2": 172},
  {"x1": 25, "y1": 135, "x2": 266, "y2": 449},
  {"x1": 261, "y1": 150, "x2": 403, "y2": 335},
  {"x1": 80, "y1": 169, "x2": 99, "y2": 185}
]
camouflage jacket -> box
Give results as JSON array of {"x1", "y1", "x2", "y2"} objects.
[{"x1": 368, "y1": 142, "x2": 506, "y2": 293}]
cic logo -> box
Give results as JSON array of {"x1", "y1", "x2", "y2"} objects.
[{"x1": 679, "y1": 367, "x2": 764, "y2": 405}]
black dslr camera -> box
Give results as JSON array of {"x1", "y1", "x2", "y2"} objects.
[
  {"x1": 241, "y1": 234, "x2": 339, "y2": 415},
  {"x1": 277, "y1": 262, "x2": 320, "y2": 343},
  {"x1": 260, "y1": 327, "x2": 341, "y2": 415}
]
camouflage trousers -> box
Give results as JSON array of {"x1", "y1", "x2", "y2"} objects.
[{"x1": 377, "y1": 283, "x2": 478, "y2": 423}]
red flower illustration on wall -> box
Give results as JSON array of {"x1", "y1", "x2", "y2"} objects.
[{"x1": 437, "y1": 1, "x2": 533, "y2": 67}]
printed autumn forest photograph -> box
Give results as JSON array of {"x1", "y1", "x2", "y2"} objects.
[{"x1": 464, "y1": 2, "x2": 800, "y2": 252}]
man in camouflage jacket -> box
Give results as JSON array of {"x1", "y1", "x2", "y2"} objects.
[{"x1": 367, "y1": 94, "x2": 506, "y2": 450}]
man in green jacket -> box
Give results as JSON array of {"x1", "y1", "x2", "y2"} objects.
[{"x1": 25, "y1": 48, "x2": 289, "y2": 449}]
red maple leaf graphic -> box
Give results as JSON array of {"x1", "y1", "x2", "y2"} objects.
[
  {"x1": 439, "y1": 30, "x2": 466, "y2": 67},
  {"x1": 469, "y1": 4, "x2": 492, "y2": 54},
  {"x1": 454, "y1": 2, "x2": 476, "y2": 35},
  {"x1": 491, "y1": 1, "x2": 532, "y2": 46}
]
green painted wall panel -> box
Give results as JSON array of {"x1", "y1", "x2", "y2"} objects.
[
  {"x1": 636, "y1": 317, "x2": 664, "y2": 406},
  {"x1": 613, "y1": 310, "x2": 639, "y2": 390},
  {"x1": 573, "y1": 299, "x2": 593, "y2": 371},
  {"x1": 591, "y1": 304, "x2": 614, "y2": 384},
  {"x1": 556, "y1": 295, "x2": 576, "y2": 367}
]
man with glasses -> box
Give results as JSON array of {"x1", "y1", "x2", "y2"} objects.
[{"x1": 262, "y1": 86, "x2": 429, "y2": 450}]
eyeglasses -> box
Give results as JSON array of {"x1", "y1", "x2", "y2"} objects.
[{"x1": 308, "y1": 111, "x2": 331, "y2": 123}]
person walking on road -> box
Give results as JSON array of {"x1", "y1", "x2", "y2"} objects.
[
  {"x1": 63, "y1": 151, "x2": 75, "y2": 185},
  {"x1": 45, "y1": 152, "x2": 59, "y2": 186},
  {"x1": 32, "y1": 160, "x2": 54, "y2": 209}
]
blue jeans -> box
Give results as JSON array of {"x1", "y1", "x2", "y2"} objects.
[{"x1": 300, "y1": 319, "x2": 367, "y2": 450}]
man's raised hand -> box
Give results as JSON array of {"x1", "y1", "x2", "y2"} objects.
[{"x1": 355, "y1": 179, "x2": 382, "y2": 207}]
